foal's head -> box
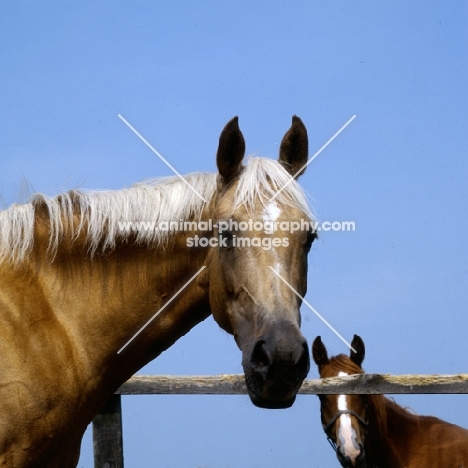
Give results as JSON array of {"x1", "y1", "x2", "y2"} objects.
[
  {"x1": 312, "y1": 335, "x2": 367, "y2": 467},
  {"x1": 207, "y1": 116, "x2": 315, "y2": 409}
]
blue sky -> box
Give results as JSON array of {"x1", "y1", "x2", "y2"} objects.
[{"x1": 1, "y1": 2, "x2": 467, "y2": 466}]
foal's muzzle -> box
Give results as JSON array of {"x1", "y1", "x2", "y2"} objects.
[{"x1": 337, "y1": 445, "x2": 366, "y2": 468}]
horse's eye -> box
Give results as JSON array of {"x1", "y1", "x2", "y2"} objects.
[
  {"x1": 220, "y1": 231, "x2": 234, "y2": 249},
  {"x1": 305, "y1": 229, "x2": 317, "y2": 252}
]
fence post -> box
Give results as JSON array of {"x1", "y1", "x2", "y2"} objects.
[{"x1": 92, "y1": 394, "x2": 124, "y2": 468}]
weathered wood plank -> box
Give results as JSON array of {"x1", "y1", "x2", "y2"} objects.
[
  {"x1": 93, "y1": 394, "x2": 124, "y2": 468},
  {"x1": 300, "y1": 373, "x2": 468, "y2": 394},
  {"x1": 116, "y1": 373, "x2": 468, "y2": 395},
  {"x1": 116, "y1": 374, "x2": 247, "y2": 395}
]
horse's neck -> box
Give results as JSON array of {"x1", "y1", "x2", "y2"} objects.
[
  {"x1": 366, "y1": 396, "x2": 419, "y2": 468},
  {"x1": 56, "y1": 236, "x2": 210, "y2": 375},
  {"x1": 115, "y1": 239, "x2": 212, "y2": 374},
  {"x1": 0, "y1": 207, "x2": 213, "y2": 464}
]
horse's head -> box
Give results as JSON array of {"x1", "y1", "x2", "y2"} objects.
[
  {"x1": 207, "y1": 116, "x2": 316, "y2": 409},
  {"x1": 312, "y1": 335, "x2": 367, "y2": 467}
]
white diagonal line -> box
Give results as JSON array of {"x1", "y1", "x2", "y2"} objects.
[
  {"x1": 270, "y1": 115, "x2": 356, "y2": 202},
  {"x1": 268, "y1": 266, "x2": 356, "y2": 353},
  {"x1": 117, "y1": 266, "x2": 206, "y2": 354},
  {"x1": 118, "y1": 114, "x2": 208, "y2": 202}
]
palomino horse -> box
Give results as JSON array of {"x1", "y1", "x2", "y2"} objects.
[
  {"x1": 312, "y1": 335, "x2": 468, "y2": 468},
  {"x1": 0, "y1": 116, "x2": 316, "y2": 467}
]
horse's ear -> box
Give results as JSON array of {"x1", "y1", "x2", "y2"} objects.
[
  {"x1": 350, "y1": 334, "x2": 365, "y2": 367},
  {"x1": 216, "y1": 116, "x2": 245, "y2": 184},
  {"x1": 278, "y1": 115, "x2": 308, "y2": 178},
  {"x1": 312, "y1": 336, "x2": 329, "y2": 368}
]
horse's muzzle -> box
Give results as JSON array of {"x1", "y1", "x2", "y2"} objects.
[
  {"x1": 243, "y1": 322, "x2": 310, "y2": 409},
  {"x1": 337, "y1": 444, "x2": 366, "y2": 468}
]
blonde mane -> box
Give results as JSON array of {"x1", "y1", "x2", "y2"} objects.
[{"x1": 0, "y1": 157, "x2": 313, "y2": 264}]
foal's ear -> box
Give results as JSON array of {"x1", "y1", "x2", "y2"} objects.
[
  {"x1": 312, "y1": 336, "x2": 329, "y2": 368},
  {"x1": 350, "y1": 334, "x2": 365, "y2": 367},
  {"x1": 216, "y1": 116, "x2": 245, "y2": 184},
  {"x1": 278, "y1": 115, "x2": 308, "y2": 178}
]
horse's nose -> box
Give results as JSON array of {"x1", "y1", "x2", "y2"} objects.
[
  {"x1": 337, "y1": 445, "x2": 366, "y2": 468},
  {"x1": 242, "y1": 319, "x2": 309, "y2": 408},
  {"x1": 356, "y1": 444, "x2": 366, "y2": 467},
  {"x1": 250, "y1": 320, "x2": 310, "y2": 380},
  {"x1": 337, "y1": 449, "x2": 354, "y2": 467},
  {"x1": 251, "y1": 339, "x2": 271, "y2": 376}
]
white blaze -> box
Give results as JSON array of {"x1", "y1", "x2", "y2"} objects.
[
  {"x1": 264, "y1": 202, "x2": 282, "y2": 273},
  {"x1": 263, "y1": 201, "x2": 281, "y2": 222},
  {"x1": 337, "y1": 372, "x2": 361, "y2": 462}
]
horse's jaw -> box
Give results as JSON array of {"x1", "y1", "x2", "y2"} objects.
[
  {"x1": 247, "y1": 390, "x2": 297, "y2": 409},
  {"x1": 243, "y1": 367, "x2": 306, "y2": 409}
]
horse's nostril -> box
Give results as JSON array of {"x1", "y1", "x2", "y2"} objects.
[{"x1": 251, "y1": 340, "x2": 271, "y2": 371}]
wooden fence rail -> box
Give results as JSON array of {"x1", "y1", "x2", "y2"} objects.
[
  {"x1": 92, "y1": 373, "x2": 468, "y2": 468},
  {"x1": 117, "y1": 373, "x2": 468, "y2": 395}
]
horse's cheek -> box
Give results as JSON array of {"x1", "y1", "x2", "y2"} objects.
[{"x1": 208, "y1": 259, "x2": 234, "y2": 335}]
